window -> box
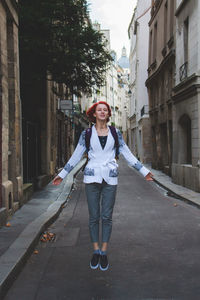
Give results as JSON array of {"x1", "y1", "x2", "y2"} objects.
[
  {"x1": 160, "y1": 76, "x2": 164, "y2": 104},
  {"x1": 168, "y1": 68, "x2": 173, "y2": 98},
  {"x1": 170, "y1": 0, "x2": 174, "y2": 37},
  {"x1": 160, "y1": 123, "x2": 168, "y2": 166},
  {"x1": 184, "y1": 17, "x2": 189, "y2": 63},
  {"x1": 164, "y1": 1, "x2": 168, "y2": 45},
  {"x1": 149, "y1": 30, "x2": 153, "y2": 65},
  {"x1": 178, "y1": 114, "x2": 191, "y2": 164},
  {"x1": 153, "y1": 22, "x2": 157, "y2": 61}
]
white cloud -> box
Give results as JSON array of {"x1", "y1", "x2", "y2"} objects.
[{"x1": 88, "y1": 0, "x2": 137, "y2": 59}]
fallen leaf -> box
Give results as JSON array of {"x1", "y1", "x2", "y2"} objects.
[
  {"x1": 34, "y1": 250, "x2": 39, "y2": 254},
  {"x1": 40, "y1": 231, "x2": 55, "y2": 242},
  {"x1": 6, "y1": 222, "x2": 11, "y2": 227},
  {"x1": 40, "y1": 237, "x2": 47, "y2": 242}
]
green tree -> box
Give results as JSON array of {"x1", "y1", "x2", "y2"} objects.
[{"x1": 19, "y1": 0, "x2": 112, "y2": 96}]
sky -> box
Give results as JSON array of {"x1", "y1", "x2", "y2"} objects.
[{"x1": 88, "y1": 0, "x2": 137, "y2": 60}]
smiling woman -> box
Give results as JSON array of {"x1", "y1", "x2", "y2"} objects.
[
  {"x1": 86, "y1": 101, "x2": 111, "y2": 123},
  {"x1": 53, "y1": 101, "x2": 153, "y2": 271}
]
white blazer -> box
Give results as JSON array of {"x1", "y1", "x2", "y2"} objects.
[{"x1": 58, "y1": 125, "x2": 150, "y2": 185}]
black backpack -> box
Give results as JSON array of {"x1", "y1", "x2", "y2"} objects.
[{"x1": 85, "y1": 126, "x2": 119, "y2": 159}]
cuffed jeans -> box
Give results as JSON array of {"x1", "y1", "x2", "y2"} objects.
[{"x1": 85, "y1": 180, "x2": 117, "y2": 243}]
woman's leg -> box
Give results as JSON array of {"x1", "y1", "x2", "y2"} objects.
[
  {"x1": 85, "y1": 183, "x2": 103, "y2": 269},
  {"x1": 85, "y1": 183, "x2": 101, "y2": 249},
  {"x1": 101, "y1": 242, "x2": 108, "y2": 252},
  {"x1": 98, "y1": 182, "x2": 117, "y2": 271},
  {"x1": 101, "y1": 183, "x2": 117, "y2": 246}
]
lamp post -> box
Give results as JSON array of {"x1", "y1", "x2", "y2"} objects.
[
  {"x1": 124, "y1": 105, "x2": 128, "y2": 144},
  {"x1": 125, "y1": 89, "x2": 132, "y2": 145}
]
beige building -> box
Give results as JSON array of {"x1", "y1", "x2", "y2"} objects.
[
  {"x1": 21, "y1": 76, "x2": 73, "y2": 190},
  {"x1": 146, "y1": 0, "x2": 200, "y2": 193},
  {"x1": 146, "y1": 0, "x2": 175, "y2": 175},
  {"x1": 128, "y1": 0, "x2": 152, "y2": 163},
  {"x1": 0, "y1": 0, "x2": 23, "y2": 226},
  {"x1": 172, "y1": 0, "x2": 200, "y2": 192},
  {"x1": 81, "y1": 25, "x2": 128, "y2": 131}
]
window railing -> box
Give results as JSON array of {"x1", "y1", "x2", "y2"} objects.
[
  {"x1": 141, "y1": 105, "x2": 149, "y2": 117},
  {"x1": 179, "y1": 61, "x2": 188, "y2": 81}
]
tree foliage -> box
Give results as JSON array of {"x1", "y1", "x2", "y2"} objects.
[{"x1": 19, "y1": 0, "x2": 112, "y2": 95}]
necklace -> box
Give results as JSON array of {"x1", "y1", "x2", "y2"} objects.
[{"x1": 95, "y1": 125, "x2": 109, "y2": 136}]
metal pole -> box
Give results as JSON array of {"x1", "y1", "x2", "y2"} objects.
[
  {"x1": 0, "y1": 84, "x2": 2, "y2": 208},
  {"x1": 71, "y1": 86, "x2": 75, "y2": 150},
  {"x1": 112, "y1": 64, "x2": 115, "y2": 124}
]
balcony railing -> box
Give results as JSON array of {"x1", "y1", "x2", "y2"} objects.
[
  {"x1": 179, "y1": 62, "x2": 188, "y2": 81},
  {"x1": 141, "y1": 105, "x2": 149, "y2": 117}
]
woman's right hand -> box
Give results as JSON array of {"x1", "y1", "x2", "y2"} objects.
[{"x1": 52, "y1": 175, "x2": 63, "y2": 186}]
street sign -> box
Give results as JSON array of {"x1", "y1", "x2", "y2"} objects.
[{"x1": 60, "y1": 100, "x2": 72, "y2": 110}]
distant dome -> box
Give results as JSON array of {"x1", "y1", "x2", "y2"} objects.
[{"x1": 118, "y1": 46, "x2": 129, "y2": 69}]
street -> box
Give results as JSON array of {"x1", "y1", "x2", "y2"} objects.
[{"x1": 4, "y1": 158, "x2": 200, "y2": 300}]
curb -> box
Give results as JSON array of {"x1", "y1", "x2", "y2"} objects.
[
  {"x1": 144, "y1": 164, "x2": 200, "y2": 210},
  {"x1": 0, "y1": 158, "x2": 86, "y2": 299},
  {"x1": 152, "y1": 177, "x2": 200, "y2": 209}
]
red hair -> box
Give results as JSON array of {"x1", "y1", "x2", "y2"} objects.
[{"x1": 86, "y1": 101, "x2": 111, "y2": 123}]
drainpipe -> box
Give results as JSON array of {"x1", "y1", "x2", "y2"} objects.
[{"x1": 0, "y1": 83, "x2": 2, "y2": 208}]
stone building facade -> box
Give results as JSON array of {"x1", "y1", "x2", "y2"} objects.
[
  {"x1": 0, "y1": 0, "x2": 23, "y2": 225},
  {"x1": 20, "y1": 75, "x2": 74, "y2": 191},
  {"x1": 128, "y1": 0, "x2": 152, "y2": 163},
  {"x1": 0, "y1": 2, "x2": 89, "y2": 226},
  {"x1": 146, "y1": 0, "x2": 175, "y2": 175},
  {"x1": 172, "y1": 0, "x2": 200, "y2": 191},
  {"x1": 81, "y1": 25, "x2": 128, "y2": 131}
]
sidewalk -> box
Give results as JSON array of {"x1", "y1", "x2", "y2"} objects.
[
  {"x1": 0, "y1": 159, "x2": 86, "y2": 299},
  {"x1": 145, "y1": 164, "x2": 200, "y2": 208},
  {"x1": 0, "y1": 159, "x2": 200, "y2": 298}
]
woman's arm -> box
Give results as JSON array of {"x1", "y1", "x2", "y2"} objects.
[
  {"x1": 53, "y1": 130, "x2": 86, "y2": 183},
  {"x1": 117, "y1": 129, "x2": 153, "y2": 179}
]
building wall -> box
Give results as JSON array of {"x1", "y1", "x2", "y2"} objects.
[
  {"x1": 172, "y1": 0, "x2": 200, "y2": 192},
  {"x1": 146, "y1": 0, "x2": 175, "y2": 174},
  {"x1": 128, "y1": 0, "x2": 152, "y2": 162},
  {"x1": 81, "y1": 24, "x2": 128, "y2": 131},
  {"x1": 175, "y1": 0, "x2": 199, "y2": 85},
  {"x1": 0, "y1": 75, "x2": 2, "y2": 210},
  {"x1": 0, "y1": 0, "x2": 23, "y2": 225}
]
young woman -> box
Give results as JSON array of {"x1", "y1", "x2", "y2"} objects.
[{"x1": 53, "y1": 101, "x2": 153, "y2": 271}]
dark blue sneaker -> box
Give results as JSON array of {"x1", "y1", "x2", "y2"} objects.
[
  {"x1": 90, "y1": 253, "x2": 100, "y2": 269},
  {"x1": 99, "y1": 254, "x2": 109, "y2": 271}
]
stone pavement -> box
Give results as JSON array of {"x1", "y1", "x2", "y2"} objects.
[
  {"x1": 0, "y1": 159, "x2": 86, "y2": 299},
  {"x1": 0, "y1": 158, "x2": 200, "y2": 299},
  {"x1": 4, "y1": 158, "x2": 200, "y2": 300},
  {"x1": 145, "y1": 164, "x2": 200, "y2": 208}
]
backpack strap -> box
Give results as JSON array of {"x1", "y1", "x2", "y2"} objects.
[
  {"x1": 85, "y1": 127, "x2": 92, "y2": 153},
  {"x1": 109, "y1": 126, "x2": 119, "y2": 160}
]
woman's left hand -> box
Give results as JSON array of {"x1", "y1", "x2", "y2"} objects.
[{"x1": 145, "y1": 172, "x2": 154, "y2": 181}]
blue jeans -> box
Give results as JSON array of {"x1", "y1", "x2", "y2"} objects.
[{"x1": 85, "y1": 180, "x2": 117, "y2": 243}]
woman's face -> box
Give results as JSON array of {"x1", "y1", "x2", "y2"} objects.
[{"x1": 93, "y1": 104, "x2": 109, "y2": 122}]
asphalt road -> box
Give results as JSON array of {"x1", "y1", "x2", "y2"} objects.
[{"x1": 4, "y1": 158, "x2": 200, "y2": 300}]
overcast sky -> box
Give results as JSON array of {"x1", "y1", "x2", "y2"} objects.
[{"x1": 88, "y1": 0, "x2": 137, "y2": 60}]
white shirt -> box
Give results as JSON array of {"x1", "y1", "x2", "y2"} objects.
[{"x1": 58, "y1": 125, "x2": 150, "y2": 185}]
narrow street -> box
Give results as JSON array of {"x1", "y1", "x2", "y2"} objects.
[{"x1": 5, "y1": 158, "x2": 200, "y2": 300}]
